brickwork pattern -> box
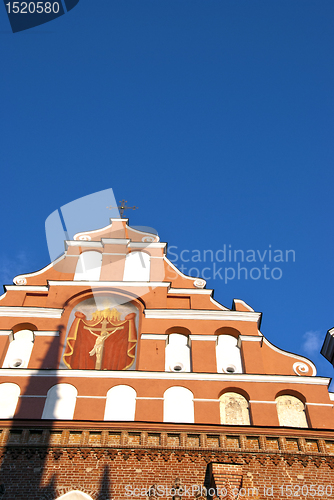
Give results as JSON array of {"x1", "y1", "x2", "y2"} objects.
[{"x1": 0, "y1": 426, "x2": 334, "y2": 500}]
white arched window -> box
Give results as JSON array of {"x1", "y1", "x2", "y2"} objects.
[
  {"x1": 104, "y1": 385, "x2": 136, "y2": 421},
  {"x1": 163, "y1": 387, "x2": 194, "y2": 423},
  {"x1": 74, "y1": 251, "x2": 102, "y2": 281},
  {"x1": 123, "y1": 251, "x2": 150, "y2": 281},
  {"x1": 42, "y1": 383, "x2": 77, "y2": 420},
  {"x1": 2, "y1": 330, "x2": 34, "y2": 369},
  {"x1": 165, "y1": 334, "x2": 191, "y2": 372},
  {"x1": 276, "y1": 395, "x2": 308, "y2": 428},
  {"x1": 219, "y1": 392, "x2": 250, "y2": 425},
  {"x1": 56, "y1": 492, "x2": 94, "y2": 500},
  {"x1": 216, "y1": 335, "x2": 243, "y2": 374},
  {"x1": 0, "y1": 383, "x2": 20, "y2": 418}
]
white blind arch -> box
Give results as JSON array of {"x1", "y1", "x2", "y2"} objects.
[
  {"x1": 163, "y1": 386, "x2": 194, "y2": 423},
  {"x1": 219, "y1": 392, "x2": 250, "y2": 425},
  {"x1": 56, "y1": 492, "x2": 94, "y2": 500},
  {"x1": 104, "y1": 385, "x2": 136, "y2": 421},
  {"x1": 123, "y1": 251, "x2": 150, "y2": 281},
  {"x1": 42, "y1": 383, "x2": 77, "y2": 420},
  {"x1": 74, "y1": 251, "x2": 102, "y2": 281},
  {"x1": 216, "y1": 334, "x2": 243, "y2": 374},
  {"x1": 2, "y1": 330, "x2": 34, "y2": 369},
  {"x1": 276, "y1": 394, "x2": 308, "y2": 428},
  {"x1": 165, "y1": 334, "x2": 191, "y2": 372},
  {"x1": 0, "y1": 383, "x2": 20, "y2": 418}
]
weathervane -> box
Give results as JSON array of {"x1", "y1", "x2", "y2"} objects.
[{"x1": 106, "y1": 199, "x2": 138, "y2": 218}]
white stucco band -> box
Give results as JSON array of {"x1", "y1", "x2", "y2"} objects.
[{"x1": 0, "y1": 369, "x2": 329, "y2": 386}]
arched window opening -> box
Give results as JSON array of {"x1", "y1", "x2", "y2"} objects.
[
  {"x1": 42, "y1": 383, "x2": 77, "y2": 420},
  {"x1": 163, "y1": 386, "x2": 194, "y2": 423},
  {"x1": 219, "y1": 392, "x2": 250, "y2": 425},
  {"x1": 104, "y1": 385, "x2": 136, "y2": 421},
  {"x1": 276, "y1": 394, "x2": 308, "y2": 428},
  {"x1": 2, "y1": 329, "x2": 34, "y2": 369},
  {"x1": 123, "y1": 251, "x2": 150, "y2": 281},
  {"x1": 165, "y1": 333, "x2": 191, "y2": 372},
  {"x1": 216, "y1": 335, "x2": 243, "y2": 374},
  {"x1": 0, "y1": 383, "x2": 20, "y2": 418},
  {"x1": 74, "y1": 251, "x2": 102, "y2": 281}
]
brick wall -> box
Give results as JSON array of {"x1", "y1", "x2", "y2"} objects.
[{"x1": 0, "y1": 424, "x2": 334, "y2": 500}]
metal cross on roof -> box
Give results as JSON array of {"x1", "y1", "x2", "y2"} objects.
[{"x1": 106, "y1": 200, "x2": 138, "y2": 218}]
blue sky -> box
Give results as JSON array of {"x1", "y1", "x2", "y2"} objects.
[{"x1": 0, "y1": 1, "x2": 333, "y2": 380}]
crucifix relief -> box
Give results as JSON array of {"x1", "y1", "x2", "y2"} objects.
[
  {"x1": 84, "y1": 319, "x2": 124, "y2": 369},
  {"x1": 63, "y1": 307, "x2": 137, "y2": 371}
]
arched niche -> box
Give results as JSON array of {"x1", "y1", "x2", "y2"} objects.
[
  {"x1": 42, "y1": 383, "x2": 77, "y2": 420},
  {"x1": 165, "y1": 333, "x2": 191, "y2": 372},
  {"x1": 0, "y1": 383, "x2": 20, "y2": 418},
  {"x1": 104, "y1": 385, "x2": 136, "y2": 421},
  {"x1": 2, "y1": 329, "x2": 34, "y2": 369},
  {"x1": 74, "y1": 251, "x2": 102, "y2": 281},
  {"x1": 216, "y1": 334, "x2": 243, "y2": 374},
  {"x1": 275, "y1": 394, "x2": 308, "y2": 428},
  {"x1": 12, "y1": 322, "x2": 37, "y2": 334},
  {"x1": 219, "y1": 391, "x2": 250, "y2": 425},
  {"x1": 214, "y1": 327, "x2": 241, "y2": 339},
  {"x1": 163, "y1": 386, "x2": 194, "y2": 423},
  {"x1": 123, "y1": 251, "x2": 150, "y2": 281},
  {"x1": 60, "y1": 295, "x2": 139, "y2": 371}
]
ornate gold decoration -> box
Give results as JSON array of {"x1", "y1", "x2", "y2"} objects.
[{"x1": 91, "y1": 308, "x2": 121, "y2": 321}]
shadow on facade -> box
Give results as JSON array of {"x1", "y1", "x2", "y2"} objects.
[{"x1": 0, "y1": 331, "x2": 111, "y2": 500}]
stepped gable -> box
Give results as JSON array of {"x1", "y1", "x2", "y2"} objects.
[{"x1": 0, "y1": 217, "x2": 333, "y2": 500}]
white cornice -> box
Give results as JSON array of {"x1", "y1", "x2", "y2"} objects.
[
  {"x1": 144, "y1": 309, "x2": 262, "y2": 324},
  {"x1": 141, "y1": 334, "x2": 168, "y2": 340},
  {"x1": 232, "y1": 299, "x2": 255, "y2": 312},
  {"x1": 168, "y1": 288, "x2": 213, "y2": 295},
  {"x1": 101, "y1": 238, "x2": 130, "y2": 245},
  {"x1": 48, "y1": 281, "x2": 171, "y2": 288},
  {"x1": 238, "y1": 335, "x2": 263, "y2": 348},
  {"x1": 128, "y1": 242, "x2": 166, "y2": 250},
  {"x1": 65, "y1": 241, "x2": 103, "y2": 248},
  {"x1": 0, "y1": 329, "x2": 59, "y2": 336},
  {"x1": 189, "y1": 335, "x2": 217, "y2": 341},
  {"x1": 0, "y1": 369, "x2": 329, "y2": 386},
  {"x1": 0, "y1": 307, "x2": 63, "y2": 318},
  {"x1": 305, "y1": 402, "x2": 334, "y2": 407},
  {"x1": 34, "y1": 331, "x2": 59, "y2": 337},
  {"x1": 5, "y1": 286, "x2": 49, "y2": 292}
]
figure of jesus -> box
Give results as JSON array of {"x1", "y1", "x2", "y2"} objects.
[{"x1": 83, "y1": 318, "x2": 124, "y2": 369}]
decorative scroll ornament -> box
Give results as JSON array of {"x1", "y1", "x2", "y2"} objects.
[
  {"x1": 77, "y1": 235, "x2": 92, "y2": 241},
  {"x1": 194, "y1": 279, "x2": 206, "y2": 289},
  {"x1": 142, "y1": 236, "x2": 155, "y2": 243},
  {"x1": 293, "y1": 362, "x2": 309, "y2": 376},
  {"x1": 13, "y1": 277, "x2": 27, "y2": 285}
]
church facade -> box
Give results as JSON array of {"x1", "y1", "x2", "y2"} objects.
[{"x1": 0, "y1": 218, "x2": 334, "y2": 500}]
